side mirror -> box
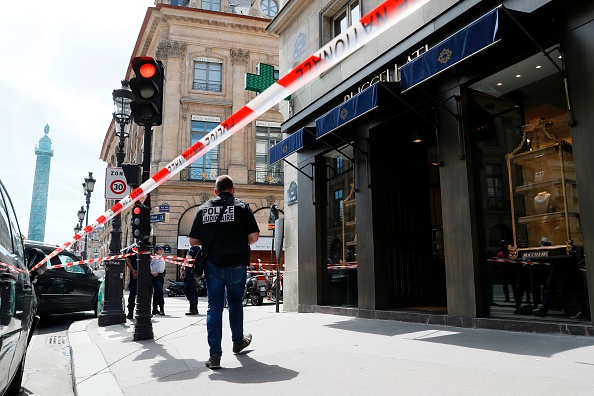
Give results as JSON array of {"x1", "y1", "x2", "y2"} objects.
[{"x1": 27, "y1": 248, "x2": 47, "y2": 278}]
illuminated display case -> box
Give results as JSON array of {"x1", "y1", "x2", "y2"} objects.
[{"x1": 506, "y1": 116, "x2": 581, "y2": 259}]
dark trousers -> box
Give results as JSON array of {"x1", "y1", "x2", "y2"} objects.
[
  {"x1": 185, "y1": 268, "x2": 198, "y2": 305},
  {"x1": 152, "y1": 273, "x2": 165, "y2": 307},
  {"x1": 127, "y1": 273, "x2": 137, "y2": 309}
]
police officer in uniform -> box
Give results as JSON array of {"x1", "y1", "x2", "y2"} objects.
[
  {"x1": 189, "y1": 175, "x2": 260, "y2": 370},
  {"x1": 125, "y1": 245, "x2": 138, "y2": 319},
  {"x1": 184, "y1": 246, "x2": 201, "y2": 315}
]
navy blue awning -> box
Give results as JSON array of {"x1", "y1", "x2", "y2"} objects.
[
  {"x1": 400, "y1": 8, "x2": 501, "y2": 92},
  {"x1": 315, "y1": 83, "x2": 382, "y2": 139},
  {"x1": 269, "y1": 127, "x2": 316, "y2": 165}
]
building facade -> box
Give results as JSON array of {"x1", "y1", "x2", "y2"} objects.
[
  {"x1": 269, "y1": 0, "x2": 594, "y2": 334},
  {"x1": 99, "y1": 0, "x2": 285, "y2": 281}
]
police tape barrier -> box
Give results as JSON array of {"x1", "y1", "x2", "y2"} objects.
[
  {"x1": 0, "y1": 262, "x2": 26, "y2": 273},
  {"x1": 29, "y1": 0, "x2": 430, "y2": 273}
]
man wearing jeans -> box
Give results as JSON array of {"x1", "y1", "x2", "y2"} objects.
[{"x1": 189, "y1": 175, "x2": 260, "y2": 369}]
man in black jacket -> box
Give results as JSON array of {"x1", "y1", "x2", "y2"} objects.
[{"x1": 189, "y1": 175, "x2": 260, "y2": 370}]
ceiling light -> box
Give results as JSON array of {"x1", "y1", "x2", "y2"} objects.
[
  {"x1": 535, "y1": 65, "x2": 542, "y2": 69},
  {"x1": 497, "y1": 82, "x2": 502, "y2": 86},
  {"x1": 413, "y1": 139, "x2": 422, "y2": 143},
  {"x1": 515, "y1": 74, "x2": 521, "y2": 78}
]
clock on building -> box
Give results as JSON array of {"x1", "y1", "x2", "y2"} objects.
[{"x1": 261, "y1": 0, "x2": 278, "y2": 17}]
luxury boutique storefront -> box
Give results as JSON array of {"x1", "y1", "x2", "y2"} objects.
[{"x1": 271, "y1": 0, "x2": 594, "y2": 335}]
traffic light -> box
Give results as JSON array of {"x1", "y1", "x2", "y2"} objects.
[
  {"x1": 129, "y1": 56, "x2": 164, "y2": 126},
  {"x1": 131, "y1": 203, "x2": 151, "y2": 240}
]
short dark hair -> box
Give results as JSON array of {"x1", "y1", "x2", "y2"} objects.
[{"x1": 215, "y1": 175, "x2": 234, "y2": 192}]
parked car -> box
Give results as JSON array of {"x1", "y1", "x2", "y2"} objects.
[
  {"x1": 0, "y1": 179, "x2": 45, "y2": 395},
  {"x1": 23, "y1": 240, "x2": 103, "y2": 318}
]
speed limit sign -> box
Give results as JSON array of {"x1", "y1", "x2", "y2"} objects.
[{"x1": 105, "y1": 167, "x2": 132, "y2": 199}]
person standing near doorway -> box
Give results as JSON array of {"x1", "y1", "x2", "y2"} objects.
[
  {"x1": 189, "y1": 175, "x2": 260, "y2": 370},
  {"x1": 125, "y1": 245, "x2": 138, "y2": 319},
  {"x1": 150, "y1": 246, "x2": 166, "y2": 316},
  {"x1": 184, "y1": 246, "x2": 201, "y2": 316}
]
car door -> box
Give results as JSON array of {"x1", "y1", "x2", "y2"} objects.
[
  {"x1": 0, "y1": 182, "x2": 35, "y2": 392},
  {"x1": 52, "y1": 251, "x2": 99, "y2": 312},
  {"x1": 33, "y1": 249, "x2": 66, "y2": 311}
]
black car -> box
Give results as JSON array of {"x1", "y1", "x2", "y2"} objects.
[
  {"x1": 0, "y1": 179, "x2": 45, "y2": 395},
  {"x1": 24, "y1": 240, "x2": 103, "y2": 318}
]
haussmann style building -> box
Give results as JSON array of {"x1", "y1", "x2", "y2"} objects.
[{"x1": 100, "y1": 0, "x2": 286, "y2": 283}]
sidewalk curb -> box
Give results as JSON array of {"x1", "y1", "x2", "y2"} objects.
[{"x1": 69, "y1": 319, "x2": 124, "y2": 396}]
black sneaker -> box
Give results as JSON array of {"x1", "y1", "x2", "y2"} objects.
[
  {"x1": 233, "y1": 333, "x2": 252, "y2": 354},
  {"x1": 205, "y1": 355, "x2": 221, "y2": 370},
  {"x1": 126, "y1": 312, "x2": 134, "y2": 320}
]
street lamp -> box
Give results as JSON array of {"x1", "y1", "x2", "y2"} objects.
[
  {"x1": 82, "y1": 172, "x2": 95, "y2": 261},
  {"x1": 98, "y1": 81, "x2": 132, "y2": 327},
  {"x1": 74, "y1": 222, "x2": 82, "y2": 254},
  {"x1": 74, "y1": 206, "x2": 85, "y2": 256},
  {"x1": 77, "y1": 206, "x2": 86, "y2": 226},
  {"x1": 113, "y1": 80, "x2": 133, "y2": 165}
]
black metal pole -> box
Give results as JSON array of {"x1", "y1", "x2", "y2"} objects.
[
  {"x1": 134, "y1": 124, "x2": 154, "y2": 341},
  {"x1": 98, "y1": 128, "x2": 127, "y2": 326}
]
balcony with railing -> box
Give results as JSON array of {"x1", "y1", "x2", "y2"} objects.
[
  {"x1": 180, "y1": 167, "x2": 228, "y2": 182},
  {"x1": 248, "y1": 170, "x2": 284, "y2": 185}
]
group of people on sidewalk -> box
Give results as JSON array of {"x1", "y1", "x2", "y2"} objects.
[{"x1": 124, "y1": 175, "x2": 260, "y2": 370}]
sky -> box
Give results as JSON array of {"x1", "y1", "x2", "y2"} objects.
[{"x1": 0, "y1": 0, "x2": 156, "y2": 245}]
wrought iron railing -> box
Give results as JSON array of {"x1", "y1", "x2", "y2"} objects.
[
  {"x1": 180, "y1": 167, "x2": 228, "y2": 182},
  {"x1": 248, "y1": 170, "x2": 284, "y2": 185}
]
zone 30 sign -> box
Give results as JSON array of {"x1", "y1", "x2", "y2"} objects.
[{"x1": 105, "y1": 167, "x2": 132, "y2": 199}]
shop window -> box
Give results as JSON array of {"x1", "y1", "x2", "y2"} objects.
[
  {"x1": 201, "y1": 0, "x2": 221, "y2": 11},
  {"x1": 324, "y1": 145, "x2": 357, "y2": 307},
  {"x1": 255, "y1": 126, "x2": 283, "y2": 184},
  {"x1": 189, "y1": 120, "x2": 220, "y2": 180},
  {"x1": 193, "y1": 60, "x2": 222, "y2": 92},
  {"x1": 469, "y1": 46, "x2": 589, "y2": 321}
]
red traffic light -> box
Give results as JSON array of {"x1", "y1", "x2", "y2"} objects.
[
  {"x1": 129, "y1": 56, "x2": 164, "y2": 126},
  {"x1": 139, "y1": 63, "x2": 156, "y2": 78},
  {"x1": 133, "y1": 206, "x2": 141, "y2": 215}
]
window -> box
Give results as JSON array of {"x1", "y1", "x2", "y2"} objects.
[
  {"x1": 201, "y1": 0, "x2": 221, "y2": 12},
  {"x1": 190, "y1": 120, "x2": 220, "y2": 180},
  {"x1": 255, "y1": 125, "x2": 282, "y2": 183},
  {"x1": 332, "y1": 0, "x2": 360, "y2": 38},
  {"x1": 193, "y1": 60, "x2": 222, "y2": 92},
  {"x1": 486, "y1": 163, "x2": 504, "y2": 209},
  {"x1": 334, "y1": 189, "x2": 344, "y2": 226},
  {"x1": 261, "y1": 0, "x2": 279, "y2": 17},
  {"x1": 57, "y1": 253, "x2": 86, "y2": 274}
]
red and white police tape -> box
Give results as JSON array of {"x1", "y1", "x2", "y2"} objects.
[{"x1": 29, "y1": 0, "x2": 430, "y2": 273}]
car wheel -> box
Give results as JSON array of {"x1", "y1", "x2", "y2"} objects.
[
  {"x1": 251, "y1": 293, "x2": 263, "y2": 306},
  {"x1": 6, "y1": 349, "x2": 26, "y2": 395}
]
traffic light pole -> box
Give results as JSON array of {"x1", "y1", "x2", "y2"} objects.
[{"x1": 133, "y1": 124, "x2": 154, "y2": 341}]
